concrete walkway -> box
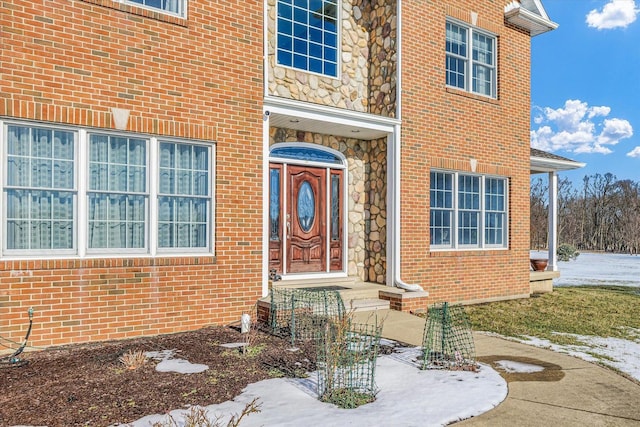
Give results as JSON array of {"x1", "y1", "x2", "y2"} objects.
[{"x1": 353, "y1": 309, "x2": 640, "y2": 426}]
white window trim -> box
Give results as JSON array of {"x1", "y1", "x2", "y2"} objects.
[
  {"x1": 274, "y1": 0, "x2": 341, "y2": 80},
  {"x1": 114, "y1": 0, "x2": 187, "y2": 19},
  {"x1": 430, "y1": 170, "x2": 508, "y2": 251},
  {"x1": 446, "y1": 18, "x2": 497, "y2": 99},
  {"x1": 0, "y1": 119, "x2": 215, "y2": 259}
]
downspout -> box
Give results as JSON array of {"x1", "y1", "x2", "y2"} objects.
[
  {"x1": 391, "y1": 0, "x2": 423, "y2": 292},
  {"x1": 391, "y1": 125, "x2": 424, "y2": 292},
  {"x1": 262, "y1": 0, "x2": 271, "y2": 297}
]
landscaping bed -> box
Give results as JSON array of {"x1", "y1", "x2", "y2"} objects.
[{"x1": 0, "y1": 326, "x2": 316, "y2": 426}]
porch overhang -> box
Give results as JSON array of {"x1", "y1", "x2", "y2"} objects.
[
  {"x1": 529, "y1": 148, "x2": 585, "y2": 277},
  {"x1": 264, "y1": 96, "x2": 399, "y2": 140},
  {"x1": 530, "y1": 148, "x2": 585, "y2": 173}
]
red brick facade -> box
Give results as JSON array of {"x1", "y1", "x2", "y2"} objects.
[
  {"x1": 399, "y1": 1, "x2": 532, "y2": 303},
  {"x1": 1, "y1": 0, "x2": 264, "y2": 348},
  {"x1": 1, "y1": 0, "x2": 538, "y2": 350}
]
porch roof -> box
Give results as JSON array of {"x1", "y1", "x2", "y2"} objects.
[{"x1": 530, "y1": 148, "x2": 585, "y2": 173}]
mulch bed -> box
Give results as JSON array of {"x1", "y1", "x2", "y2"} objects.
[{"x1": 0, "y1": 326, "x2": 316, "y2": 427}]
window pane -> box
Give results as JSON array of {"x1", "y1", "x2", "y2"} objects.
[
  {"x1": 473, "y1": 64, "x2": 493, "y2": 97},
  {"x1": 473, "y1": 32, "x2": 493, "y2": 66},
  {"x1": 276, "y1": 0, "x2": 339, "y2": 77},
  {"x1": 125, "y1": 0, "x2": 184, "y2": 16},
  {"x1": 157, "y1": 142, "x2": 211, "y2": 249},
  {"x1": 430, "y1": 209, "x2": 452, "y2": 246},
  {"x1": 5, "y1": 125, "x2": 76, "y2": 251},
  {"x1": 446, "y1": 22, "x2": 467, "y2": 56},
  {"x1": 270, "y1": 168, "x2": 281, "y2": 241},
  {"x1": 88, "y1": 133, "x2": 148, "y2": 250},
  {"x1": 485, "y1": 178, "x2": 506, "y2": 245}
]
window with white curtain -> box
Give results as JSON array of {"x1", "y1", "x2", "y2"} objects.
[
  {"x1": 446, "y1": 20, "x2": 497, "y2": 98},
  {"x1": 430, "y1": 170, "x2": 507, "y2": 250},
  {"x1": 158, "y1": 142, "x2": 210, "y2": 249},
  {"x1": 1, "y1": 121, "x2": 214, "y2": 257},
  {"x1": 88, "y1": 134, "x2": 148, "y2": 250},
  {"x1": 123, "y1": 0, "x2": 186, "y2": 17},
  {"x1": 5, "y1": 125, "x2": 76, "y2": 252}
]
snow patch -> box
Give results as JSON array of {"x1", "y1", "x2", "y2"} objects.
[
  {"x1": 495, "y1": 360, "x2": 544, "y2": 374},
  {"x1": 127, "y1": 348, "x2": 507, "y2": 427}
]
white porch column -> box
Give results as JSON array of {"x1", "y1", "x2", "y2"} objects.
[{"x1": 548, "y1": 171, "x2": 559, "y2": 271}]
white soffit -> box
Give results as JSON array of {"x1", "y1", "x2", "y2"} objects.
[
  {"x1": 504, "y1": 0, "x2": 558, "y2": 36},
  {"x1": 265, "y1": 96, "x2": 398, "y2": 140}
]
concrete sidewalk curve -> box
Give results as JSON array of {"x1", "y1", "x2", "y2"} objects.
[{"x1": 353, "y1": 309, "x2": 640, "y2": 426}]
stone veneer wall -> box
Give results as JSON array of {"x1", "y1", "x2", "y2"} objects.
[
  {"x1": 267, "y1": 0, "x2": 397, "y2": 117},
  {"x1": 270, "y1": 128, "x2": 387, "y2": 282},
  {"x1": 356, "y1": 0, "x2": 397, "y2": 117},
  {"x1": 364, "y1": 137, "x2": 387, "y2": 283}
]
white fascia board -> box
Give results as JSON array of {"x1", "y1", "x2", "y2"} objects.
[
  {"x1": 530, "y1": 156, "x2": 586, "y2": 173},
  {"x1": 264, "y1": 96, "x2": 400, "y2": 134},
  {"x1": 505, "y1": 5, "x2": 558, "y2": 36}
]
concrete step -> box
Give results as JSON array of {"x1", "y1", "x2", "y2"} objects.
[
  {"x1": 270, "y1": 277, "x2": 391, "y2": 313},
  {"x1": 347, "y1": 298, "x2": 390, "y2": 312}
]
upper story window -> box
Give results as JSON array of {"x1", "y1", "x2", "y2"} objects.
[
  {"x1": 2, "y1": 121, "x2": 214, "y2": 257},
  {"x1": 430, "y1": 170, "x2": 507, "y2": 250},
  {"x1": 446, "y1": 20, "x2": 496, "y2": 98},
  {"x1": 276, "y1": 0, "x2": 339, "y2": 78},
  {"x1": 123, "y1": 0, "x2": 186, "y2": 17}
]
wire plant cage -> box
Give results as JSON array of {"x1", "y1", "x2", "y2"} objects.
[
  {"x1": 421, "y1": 302, "x2": 477, "y2": 370},
  {"x1": 317, "y1": 318, "x2": 383, "y2": 409},
  {"x1": 269, "y1": 288, "x2": 346, "y2": 345}
]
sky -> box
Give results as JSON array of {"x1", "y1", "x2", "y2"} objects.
[{"x1": 531, "y1": 0, "x2": 640, "y2": 184}]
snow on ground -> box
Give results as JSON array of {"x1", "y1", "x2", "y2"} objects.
[
  {"x1": 495, "y1": 360, "x2": 544, "y2": 374},
  {"x1": 531, "y1": 250, "x2": 640, "y2": 287},
  {"x1": 127, "y1": 347, "x2": 507, "y2": 427},
  {"x1": 517, "y1": 334, "x2": 640, "y2": 382}
]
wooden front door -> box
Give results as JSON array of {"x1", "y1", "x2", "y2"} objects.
[
  {"x1": 287, "y1": 166, "x2": 326, "y2": 273},
  {"x1": 269, "y1": 162, "x2": 343, "y2": 275}
]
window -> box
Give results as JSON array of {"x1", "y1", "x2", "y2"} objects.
[
  {"x1": 5, "y1": 125, "x2": 75, "y2": 252},
  {"x1": 1, "y1": 122, "x2": 214, "y2": 257},
  {"x1": 276, "y1": 0, "x2": 339, "y2": 77},
  {"x1": 158, "y1": 142, "x2": 210, "y2": 249},
  {"x1": 430, "y1": 171, "x2": 507, "y2": 249},
  {"x1": 88, "y1": 134, "x2": 147, "y2": 250},
  {"x1": 446, "y1": 20, "x2": 496, "y2": 98},
  {"x1": 122, "y1": 0, "x2": 185, "y2": 17}
]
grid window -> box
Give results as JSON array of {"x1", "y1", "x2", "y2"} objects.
[
  {"x1": 5, "y1": 125, "x2": 75, "y2": 252},
  {"x1": 277, "y1": 0, "x2": 339, "y2": 77},
  {"x1": 430, "y1": 171, "x2": 507, "y2": 249},
  {"x1": 1, "y1": 122, "x2": 214, "y2": 257},
  {"x1": 446, "y1": 20, "x2": 496, "y2": 98},
  {"x1": 88, "y1": 134, "x2": 148, "y2": 249},
  {"x1": 485, "y1": 178, "x2": 506, "y2": 245},
  {"x1": 158, "y1": 142, "x2": 210, "y2": 249},
  {"x1": 124, "y1": 0, "x2": 186, "y2": 17},
  {"x1": 457, "y1": 175, "x2": 480, "y2": 246},
  {"x1": 429, "y1": 171, "x2": 453, "y2": 246}
]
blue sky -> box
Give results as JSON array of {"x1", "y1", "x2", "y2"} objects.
[{"x1": 531, "y1": 0, "x2": 640, "y2": 184}]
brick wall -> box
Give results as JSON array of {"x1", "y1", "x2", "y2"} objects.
[
  {"x1": 0, "y1": 0, "x2": 264, "y2": 349},
  {"x1": 399, "y1": 1, "x2": 532, "y2": 304}
]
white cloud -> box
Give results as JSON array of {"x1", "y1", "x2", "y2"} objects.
[
  {"x1": 531, "y1": 99, "x2": 633, "y2": 154},
  {"x1": 586, "y1": 0, "x2": 639, "y2": 30},
  {"x1": 627, "y1": 146, "x2": 640, "y2": 157}
]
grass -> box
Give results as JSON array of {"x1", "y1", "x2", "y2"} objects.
[{"x1": 465, "y1": 286, "x2": 640, "y2": 346}]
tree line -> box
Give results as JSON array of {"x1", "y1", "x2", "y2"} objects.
[{"x1": 531, "y1": 173, "x2": 640, "y2": 254}]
